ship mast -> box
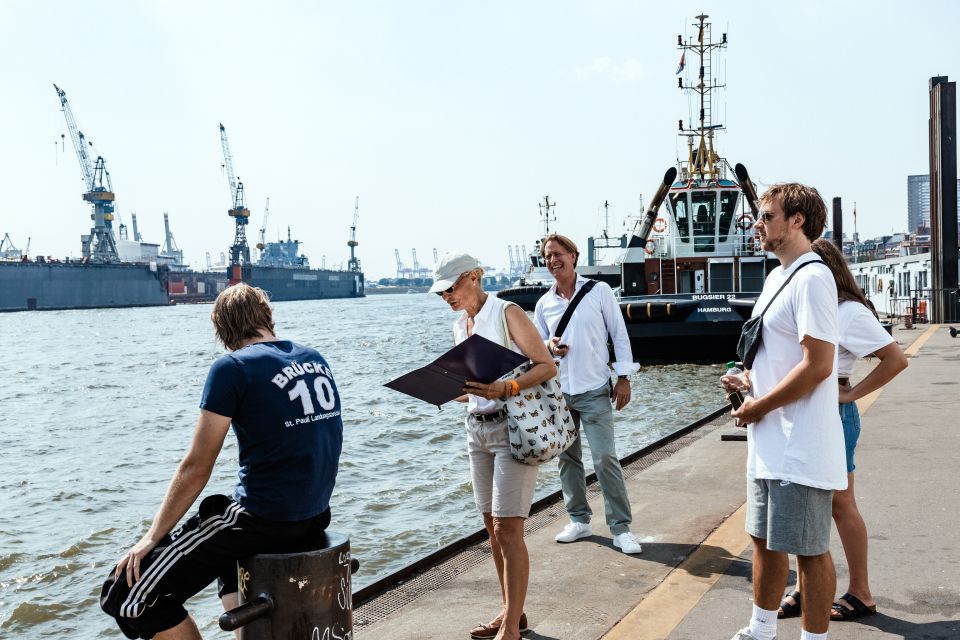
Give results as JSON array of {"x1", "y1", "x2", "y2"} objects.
[
  {"x1": 538, "y1": 196, "x2": 556, "y2": 239},
  {"x1": 677, "y1": 15, "x2": 727, "y2": 183}
]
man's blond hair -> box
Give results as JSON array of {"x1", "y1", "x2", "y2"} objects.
[{"x1": 211, "y1": 284, "x2": 275, "y2": 351}]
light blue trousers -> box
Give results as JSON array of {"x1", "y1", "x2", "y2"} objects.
[{"x1": 558, "y1": 383, "x2": 633, "y2": 535}]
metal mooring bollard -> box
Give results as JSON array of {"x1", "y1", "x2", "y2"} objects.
[{"x1": 219, "y1": 531, "x2": 358, "y2": 639}]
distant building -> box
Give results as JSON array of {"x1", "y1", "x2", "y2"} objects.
[{"x1": 907, "y1": 174, "x2": 960, "y2": 232}]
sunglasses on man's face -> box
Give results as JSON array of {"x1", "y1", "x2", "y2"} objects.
[
  {"x1": 435, "y1": 273, "x2": 467, "y2": 297},
  {"x1": 756, "y1": 211, "x2": 778, "y2": 223}
]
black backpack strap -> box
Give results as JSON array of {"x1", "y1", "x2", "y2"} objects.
[
  {"x1": 757, "y1": 259, "x2": 825, "y2": 319},
  {"x1": 553, "y1": 279, "x2": 599, "y2": 339}
]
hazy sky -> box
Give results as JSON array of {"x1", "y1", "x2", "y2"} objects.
[{"x1": 2, "y1": 1, "x2": 957, "y2": 279}]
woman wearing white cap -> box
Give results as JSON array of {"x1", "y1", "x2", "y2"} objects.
[{"x1": 430, "y1": 251, "x2": 555, "y2": 640}]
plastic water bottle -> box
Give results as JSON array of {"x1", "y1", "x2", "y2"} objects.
[{"x1": 724, "y1": 361, "x2": 745, "y2": 409}]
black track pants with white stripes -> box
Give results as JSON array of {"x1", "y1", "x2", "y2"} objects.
[{"x1": 100, "y1": 494, "x2": 330, "y2": 639}]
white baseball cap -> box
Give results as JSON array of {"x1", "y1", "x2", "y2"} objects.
[{"x1": 428, "y1": 252, "x2": 482, "y2": 293}]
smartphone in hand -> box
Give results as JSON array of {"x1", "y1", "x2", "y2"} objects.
[{"x1": 727, "y1": 389, "x2": 745, "y2": 410}]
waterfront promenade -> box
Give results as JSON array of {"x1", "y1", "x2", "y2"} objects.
[{"x1": 356, "y1": 324, "x2": 959, "y2": 639}]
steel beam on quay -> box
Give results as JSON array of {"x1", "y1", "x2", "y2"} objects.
[{"x1": 353, "y1": 324, "x2": 960, "y2": 639}]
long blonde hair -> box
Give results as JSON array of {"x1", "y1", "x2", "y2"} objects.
[{"x1": 811, "y1": 239, "x2": 877, "y2": 318}]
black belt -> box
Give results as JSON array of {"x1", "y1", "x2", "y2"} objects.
[
  {"x1": 470, "y1": 408, "x2": 508, "y2": 423},
  {"x1": 838, "y1": 377, "x2": 850, "y2": 386}
]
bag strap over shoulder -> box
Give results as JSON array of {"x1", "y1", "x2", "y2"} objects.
[
  {"x1": 499, "y1": 300, "x2": 519, "y2": 350},
  {"x1": 553, "y1": 279, "x2": 598, "y2": 339},
  {"x1": 756, "y1": 259, "x2": 825, "y2": 319}
]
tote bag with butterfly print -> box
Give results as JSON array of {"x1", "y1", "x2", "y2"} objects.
[{"x1": 498, "y1": 303, "x2": 576, "y2": 465}]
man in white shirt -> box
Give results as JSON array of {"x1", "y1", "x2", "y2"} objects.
[
  {"x1": 534, "y1": 233, "x2": 642, "y2": 555},
  {"x1": 722, "y1": 184, "x2": 846, "y2": 640}
]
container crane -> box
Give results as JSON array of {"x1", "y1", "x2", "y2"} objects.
[
  {"x1": 394, "y1": 249, "x2": 403, "y2": 280},
  {"x1": 160, "y1": 212, "x2": 184, "y2": 266},
  {"x1": 131, "y1": 212, "x2": 143, "y2": 242},
  {"x1": 219, "y1": 123, "x2": 251, "y2": 275},
  {"x1": 347, "y1": 196, "x2": 361, "y2": 273},
  {"x1": 54, "y1": 83, "x2": 119, "y2": 262}
]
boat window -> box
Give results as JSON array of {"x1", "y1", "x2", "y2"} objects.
[
  {"x1": 740, "y1": 261, "x2": 766, "y2": 293},
  {"x1": 718, "y1": 191, "x2": 739, "y2": 242},
  {"x1": 669, "y1": 193, "x2": 691, "y2": 243},
  {"x1": 691, "y1": 191, "x2": 716, "y2": 252},
  {"x1": 709, "y1": 261, "x2": 734, "y2": 292}
]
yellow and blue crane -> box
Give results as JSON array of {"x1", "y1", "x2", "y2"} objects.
[
  {"x1": 54, "y1": 83, "x2": 119, "y2": 262},
  {"x1": 219, "y1": 123, "x2": 251, "y2": 273}
]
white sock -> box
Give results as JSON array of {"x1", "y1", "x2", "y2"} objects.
[
  {"x1": 800, "y1": 630, "x2": 828, "y2": 640},
  {"x1": 748, "y1": 604, "x2": 778, "y2": 640}
]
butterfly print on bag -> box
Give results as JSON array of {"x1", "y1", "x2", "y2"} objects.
[
  {"x1": 511, "y1": 442, "x2": 523, "y2": 450},
  {"x1": 529, "y1": 409, "x2": 540, "y2": 417},
  {"x1": 525, "y1": 425, "x2": 539, "y2": 433}
]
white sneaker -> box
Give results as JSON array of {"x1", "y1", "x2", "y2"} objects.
[
  {"x1": 554, "y1": 521, "x2": 592, "y2": 543},
  {"x1": 729, "y1": 628, "x2": 773, "y2": 640},
  {"x1": 612, "y1": 531, "x2": 643, "y2": 554}
]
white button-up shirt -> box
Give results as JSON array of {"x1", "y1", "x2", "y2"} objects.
[{"x1": 534, "y1": 275, "x2": 639, "y2": 395}]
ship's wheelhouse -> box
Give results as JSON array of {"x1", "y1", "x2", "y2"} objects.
[{"x1": 666, "y1": 184, "x2": 741, "y2": 254}]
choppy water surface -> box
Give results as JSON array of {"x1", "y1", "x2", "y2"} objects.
[{"x1": 0, "y1": 294, "x2": 725, "y2": 637}]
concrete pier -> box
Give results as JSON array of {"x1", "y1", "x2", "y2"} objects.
[{"x1": 356, "y1": 324, "x2": 959, "y2": 639}]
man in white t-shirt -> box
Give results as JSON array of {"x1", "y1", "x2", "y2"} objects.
[{"x1": 722, "y1": 183, "x2": 846, "y2": 640}]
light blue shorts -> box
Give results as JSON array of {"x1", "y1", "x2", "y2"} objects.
[{"x1": 840, "y1": 401, "x2": 861, "y2": 473}]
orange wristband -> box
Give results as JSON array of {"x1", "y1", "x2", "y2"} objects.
[{"x1": 509, "y1": 380, "x2": 520, "y2": 396}]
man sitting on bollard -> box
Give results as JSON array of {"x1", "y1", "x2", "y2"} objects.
[{"x1": 100, "y1": 283, "x2": 344, "y2": 640}]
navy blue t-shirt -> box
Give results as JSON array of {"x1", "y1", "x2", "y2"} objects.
[{"x1": 199, "y1": 340, "x2": 343, "y2": 521}]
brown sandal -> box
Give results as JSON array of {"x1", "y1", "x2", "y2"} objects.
[{"x1": 469, "y1": 613, "x2": 528, "y2": 638}]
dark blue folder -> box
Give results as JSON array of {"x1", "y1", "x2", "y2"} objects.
[{"x1": 384, "y1": 334, "x2": 529, "y2": 407}]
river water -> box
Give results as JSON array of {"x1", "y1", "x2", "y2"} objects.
[{"x1": 0, "y1": 294, "x2": 725, "y2": 637}]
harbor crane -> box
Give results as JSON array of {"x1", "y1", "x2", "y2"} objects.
[
  {"x1": 1, "y1": 233, "x2": 23, "y2": 260},
  {"x1": 130, "y1": 212, "x2": 143, "y2": 242},
  {"x1": 256, "y1": 197, "x2": 271, "y2": 257},
  {"x1": 394, "y1": 249, "x2": 403, "y2": 280},
  {"x1": 347, "y1": 196, "x2": 361, "y2": 273},
  {"x1": 54, "y1": 83, "x2": 119, "y2": 262},
  {"x1": 219, "y1": 123, "x2": 251, "y2": 269},
  {"x1": 161, "y1": 212, "x2": 184, "y2": 266}
]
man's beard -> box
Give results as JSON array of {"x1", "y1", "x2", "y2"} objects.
[{"x1": 761, "y1": 236, "x2": 784, "y2": 252}]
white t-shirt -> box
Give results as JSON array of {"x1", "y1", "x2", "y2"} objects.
[
  {"x1": 837, "y1": 301, "x2": 893, "y2": 377},
  {"x1": 746, "y1": 252, "x2": 847, "y2": 490}
]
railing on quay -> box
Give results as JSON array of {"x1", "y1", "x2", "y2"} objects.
[{"x1": 885, "y1": 287, "x2": 960, "y2": 326}]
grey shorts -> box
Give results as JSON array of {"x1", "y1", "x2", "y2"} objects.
[
  {"x1": 466, "y1": 414, "x2": 538, "y2": 518},
  {"x1": 745, "y1": 478, "x2": 834, "y2": 556}
]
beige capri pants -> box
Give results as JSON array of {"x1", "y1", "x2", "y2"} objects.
[{"x1": 465, "y1": 412, "x2": 538, "y2": 518}]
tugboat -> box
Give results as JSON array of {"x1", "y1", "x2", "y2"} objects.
[
  {"x1": 616, "y1": 14, "x2": 776, "y2": 363},
  {"x1": 496, "y1": 196, "x2": 557, "y2": 310}
]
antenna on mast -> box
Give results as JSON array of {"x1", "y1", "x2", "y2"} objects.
[
  {"x1": 539, "y1": 196, "x2": 556, "y2": 238},
  {"x1": 677, "y1": 14, "x2": 727, "y2": 183}
]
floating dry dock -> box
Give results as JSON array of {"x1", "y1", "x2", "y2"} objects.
[{"x1": 353, "y1": 324, "x2": 960, "y2": 639}]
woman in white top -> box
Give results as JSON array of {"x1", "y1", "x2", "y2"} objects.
[
  {"x1": 430, "y1": 252, "x2": 555, "y2": 640},
  {"x1": 779, "y1": 239, "x2": 908, "y2": 622}
]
